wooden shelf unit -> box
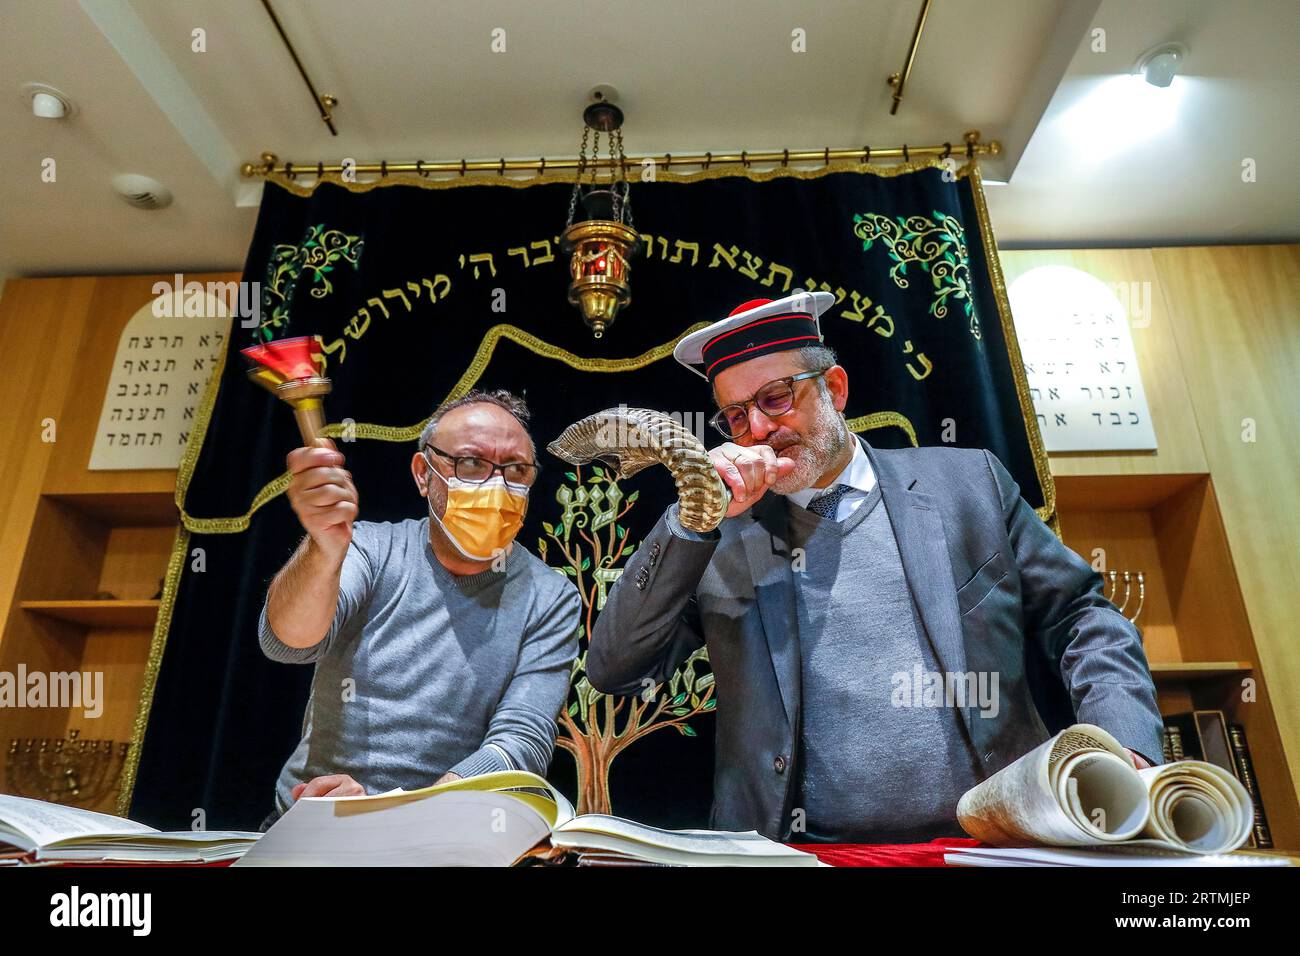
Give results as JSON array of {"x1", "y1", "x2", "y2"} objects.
[
  {"x1": 1055, "y1": 471, "x2": 1298, "y2": 848},
  {"x1": 0, "y1": 274, "x2": 202, "y2": 815}
]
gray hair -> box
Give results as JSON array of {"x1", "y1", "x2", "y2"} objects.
[
  {"x1": 418, "y1": 388, "x2": 535, "y2": 458},
  {"x1": 795, "y1": 343, "x2": 838, "y2": 399}
]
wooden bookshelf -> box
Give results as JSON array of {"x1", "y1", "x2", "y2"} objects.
[
  {"x1": 1007, "y1": 242, "x2": 1300, "y2": 852},
  {"x1": 0, "y1": 274, "x2": 220, "y2": 814}
]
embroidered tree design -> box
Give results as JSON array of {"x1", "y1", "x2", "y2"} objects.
[{"x1": 539, "y1": 465, "x2": 715, "y2": 816}]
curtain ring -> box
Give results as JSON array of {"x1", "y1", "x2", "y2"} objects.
[
  {"x1": 317, "y1": 162, "x2": 324, "y2": 178},
  {"x1": 902, "y1": 144, "x2": 910, "y2": 162},
  {"x1": 665, "y1": 153, "x2": 672, "y2": 168},
  {"x1": 741, "y1": 150, "x2": 748, "y2": 167},
  {"x1": 539, "y1": 157, "x2": 546, "y2": 174},
  {"x1": 861, "y1": 146, "x2": 869, "y2": 165},
  {"x1": 459, "y1": 159, "x2": 467, "y2": 176},
  {"x1": 782, "y1": 148, "x2": 789, "y2": 167},
  {"x1": 499, "y1": 158, "x2": 506, "y2": 175},
  {"x1": 941, "y1": 142, "x2": 952, "y2": 160},
  {"x1": 284, "y1": 162, "x2": 294, "y2": 179},
  {"x1": 823, "y1": 147, "x2": 830, "y2": 166},
  {"x1": 966, "y1": 139, "x2": 975, "y2": 158},
  {"x1": 380, "y1": 160, "x2": 388, "y2": 178},
  {"x1": 415, "y1": 160, "x2": 424, "y2": 177},
  {"x1": 704, "y1": 151, "x2": 711, "y2": 169}
]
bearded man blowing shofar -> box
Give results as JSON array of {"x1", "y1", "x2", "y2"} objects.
[{"x1": 586, "y1": 291, "x2": 1163, "y2": 844}]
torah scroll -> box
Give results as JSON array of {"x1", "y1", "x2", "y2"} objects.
[{"x1": 957, "y1": 724, "x2": 1254, "y2": 854}]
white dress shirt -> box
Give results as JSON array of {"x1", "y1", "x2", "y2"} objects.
[{"x1": 786, "y1": 437, "x2": 877, "y2": 521}]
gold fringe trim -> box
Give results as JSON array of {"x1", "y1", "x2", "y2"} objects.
[
  {"x1": 966, "y1": 164, "x2": 1059, "y2": 532},
  {"x1": 263, "y1": 156, "x2": 982, "y2": 197},
  {"x1": 116, "y1": 524, "x2": 190, "y2": 816},
  {"x1": 178, "y1": 322, "x2": 709, "y2": 533},
  {"x1": 846, "y1": 412, "x2": 918, "y2": 447}
]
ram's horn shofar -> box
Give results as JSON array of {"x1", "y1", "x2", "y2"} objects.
[{"x1": 548, "y1": 407, "x2": 730, "y2": 533}]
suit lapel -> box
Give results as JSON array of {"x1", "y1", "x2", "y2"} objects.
[
  {"x1": 862, "y1": 440, "x2": 975, "y2": 744},
  {"x1": 739, "y1": 493, "x2": 801, "y2": 733}
]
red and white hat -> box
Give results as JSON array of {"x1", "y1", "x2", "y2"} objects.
[{"x1": 673, "y1": 290, "x2": 835, "y2": 381}]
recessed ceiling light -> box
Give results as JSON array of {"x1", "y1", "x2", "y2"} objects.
[{"x1": 1134, "y1": 43, "x2": 1188, "y2": 89}]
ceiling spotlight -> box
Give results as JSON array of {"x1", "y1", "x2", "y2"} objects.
[
  {"x1": 22, "y1": 83, "x2": 74, "y2": 119},
  {"x1": 1134, "y1": 43, "x2": 1188, "y2": 88}
]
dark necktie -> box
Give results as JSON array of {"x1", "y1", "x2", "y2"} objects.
[{"x1": 808, "y1": 482, "x2": 852, "y2": 519}]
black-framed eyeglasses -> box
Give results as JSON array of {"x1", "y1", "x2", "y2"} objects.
[
  {"x1": 424, "y1": 443, "x2": 541, "y2": 487},
  {"x1": 708, "y1": 369, "x2": 828, "y2": 440}
]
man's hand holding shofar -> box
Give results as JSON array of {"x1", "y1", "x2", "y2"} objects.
[{"x1": 709, "y1": 443, "x2": 797, "y2": 518}]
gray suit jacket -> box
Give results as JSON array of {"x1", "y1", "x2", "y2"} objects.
[{"x1": 586, "y1": 438, "x2": 1164, "y2": 840}]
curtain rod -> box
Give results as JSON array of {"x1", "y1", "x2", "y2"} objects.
[{"x1": 240, "y1": 130, "x2": 999, "y2": 179}]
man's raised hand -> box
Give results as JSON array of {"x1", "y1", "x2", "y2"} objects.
[
  {"x1": 286, "y1": 438, "x2": 358, "y2": 561},
  {"x1": 709, "y1": 443, "x2": 797, "y2": 518}
]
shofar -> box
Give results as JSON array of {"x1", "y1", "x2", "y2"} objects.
[{"x1": 548, "y1": 407, "x2": 730, "y2": 533}]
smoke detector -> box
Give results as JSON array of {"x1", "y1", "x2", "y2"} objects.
[{"x1": 112, "y1": 173, "x2": 173, "y2": 210}]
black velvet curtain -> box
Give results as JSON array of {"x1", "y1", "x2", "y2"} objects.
[{"x1": 129, "y1": 162, "x2": 1052, "y2": 830}]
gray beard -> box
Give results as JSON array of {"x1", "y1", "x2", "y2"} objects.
[{"x1": 770, "y1": 400, "x2": 850, "y2": 496}]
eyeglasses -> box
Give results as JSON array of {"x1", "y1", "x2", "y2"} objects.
[
  {"x1": 424, "y1": 444, "x2": 541, "y2": 487},
  {"x1": 708, "y1": 369, "x2": 828, "y2": 440}
]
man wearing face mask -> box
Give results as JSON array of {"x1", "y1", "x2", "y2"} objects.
[{"x1": 257, "y1": 389, "x2": 580, "y2": 825}]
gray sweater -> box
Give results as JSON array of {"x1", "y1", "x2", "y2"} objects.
[
  {"x1": 259, "y1": 517, "x2": 580, "y2": 816},
  {"x1": 785, "y1": 486, "x2": 984, "y2": 842}
]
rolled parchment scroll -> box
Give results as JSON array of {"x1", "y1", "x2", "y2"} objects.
[{"x1": 957, "y1": 724, "x2": 1253, "y2": 854}]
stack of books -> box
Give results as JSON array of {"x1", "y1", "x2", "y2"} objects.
[{"x1": 1162, "y1": 711, "x2": 1273, "y2": 848}]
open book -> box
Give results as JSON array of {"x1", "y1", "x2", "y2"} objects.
[
  {"x1": 0, "y1": 794, "x2": 260, "y2": 864},
  {"x1": 954, "y1": 723, "x2": 1263, "y2": 859},
  {"x1": 236, "y1": 770, "x2": 818, "y2": 867}
]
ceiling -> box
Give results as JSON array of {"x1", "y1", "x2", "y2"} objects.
[{"x1": 2, "y1": 0, "x2": 1296, "y2": 295}]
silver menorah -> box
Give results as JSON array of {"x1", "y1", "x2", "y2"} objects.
[
  {"x1": 6, "y1": 729, "x2": 130, "y2": 809},
  {"x1": 1105, "y1": 570, "x2": 1146, "y2": 627}
]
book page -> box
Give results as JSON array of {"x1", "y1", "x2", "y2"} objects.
[
  {"x1": 236, "y1": 790, "x2": 553, "y2": 867},
  {"x1": 556, "y1": 814, "x2": 797, "y2": 857},
  {"x1": 324, "y1": 769, "x2": 574, "y2": 829},
  {"x1": 0, "y1": 794, "x2": 156, "y2": 850}
]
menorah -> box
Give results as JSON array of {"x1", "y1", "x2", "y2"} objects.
[
  {"x1": 1105, "y1": 570, "x2": 1146, "y2": 627},
  {"x1": 6, "y1": 729, "x2": 130, "y2": 808}
]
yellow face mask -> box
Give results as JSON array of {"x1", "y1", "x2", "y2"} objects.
[{"x1": 425, "y1": 458, "x2": 528, "y2": 562}]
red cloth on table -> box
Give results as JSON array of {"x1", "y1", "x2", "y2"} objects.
[{"x1": 786, "y1": 837, "x2": 982, "y2": 867}]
